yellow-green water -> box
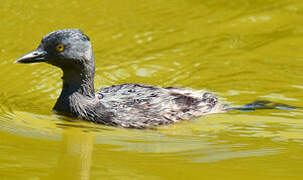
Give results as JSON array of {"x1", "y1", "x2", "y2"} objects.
[{"x1": 1, "y1": 0, "x2": 303, "y2": 179}]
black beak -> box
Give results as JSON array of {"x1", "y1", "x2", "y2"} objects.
[{"x1": 15, "y1": 49, "x2": 48, "y2": 64}]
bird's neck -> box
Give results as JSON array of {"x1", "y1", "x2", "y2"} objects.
[
  {"x1": 54, "y1": 59, "x2": 96, "y2": 114},
  {"x1": 62, "y1": 70, "x2": 95, "y2": 97}
]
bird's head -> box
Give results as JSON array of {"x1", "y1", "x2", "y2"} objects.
[{"x1": 16, "y1": 29, "x2": 94, "y2": 73}]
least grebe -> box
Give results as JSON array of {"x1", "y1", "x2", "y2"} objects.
[{"x1": 15, "y1": 29, "x2": 227, "y2": 128}]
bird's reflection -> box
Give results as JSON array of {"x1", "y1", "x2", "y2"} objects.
[{"x1": 48, "y1": 127, "x2": 94, "y2": 180}]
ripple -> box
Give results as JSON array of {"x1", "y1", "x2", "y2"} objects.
[{"x1": 192, "y1": 148, "x2": 280, "y2": 163}]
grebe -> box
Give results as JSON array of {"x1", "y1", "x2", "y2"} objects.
[{"x1": 15, "y1": 29, "x2": 229, "y2": 128}]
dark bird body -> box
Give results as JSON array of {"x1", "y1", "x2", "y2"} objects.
[{"x1": 16, "y1": 29, "x2": 228, "y2": 128}]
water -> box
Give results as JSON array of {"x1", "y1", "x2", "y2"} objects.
[{"x1": 1, "y1": 0, "x2": 303, "y2": 179}]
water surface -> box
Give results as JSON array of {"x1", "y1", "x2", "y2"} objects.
[{"x1": 1, "y1": 0, "x2": 303, "y2": 179}]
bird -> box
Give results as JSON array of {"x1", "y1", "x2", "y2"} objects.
[{"x1": 15, "y1": 29, "x2": 228, "y2": 128}]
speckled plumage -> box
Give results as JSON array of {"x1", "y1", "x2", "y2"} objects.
[
  {"x1": 96, "y1": 84, "x2": 226, "y2": 128},
  {"x1": 16, "y1": 29, "x2": 227, "y2": 128}
]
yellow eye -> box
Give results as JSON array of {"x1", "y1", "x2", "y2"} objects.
[{"x1": 56, "y1": 44, "x2": 64, "y2": 52}]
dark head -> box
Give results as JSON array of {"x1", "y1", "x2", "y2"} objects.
[
  {"x1": 16, "y1": 29, "x2": 96, "y2": 104},
  {"x1": 16, "y1": 29, "x2": 95, "y2": 77}
]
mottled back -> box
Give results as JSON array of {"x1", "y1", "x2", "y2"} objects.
[{"x1": 97, "y1": 83, "x2": 226, "y2": 128}]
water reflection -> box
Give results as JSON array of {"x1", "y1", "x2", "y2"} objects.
[
  {"x1": 48, "y1": 128, "x2": 94, "y2": 180},
  {"x1": 0, "y1": 108, "x2": 303, "y2": 179}
]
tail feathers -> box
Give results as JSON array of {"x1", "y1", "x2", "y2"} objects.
[{"x1": 229, "y1": 100, "x2": 296, "y2": 111}]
